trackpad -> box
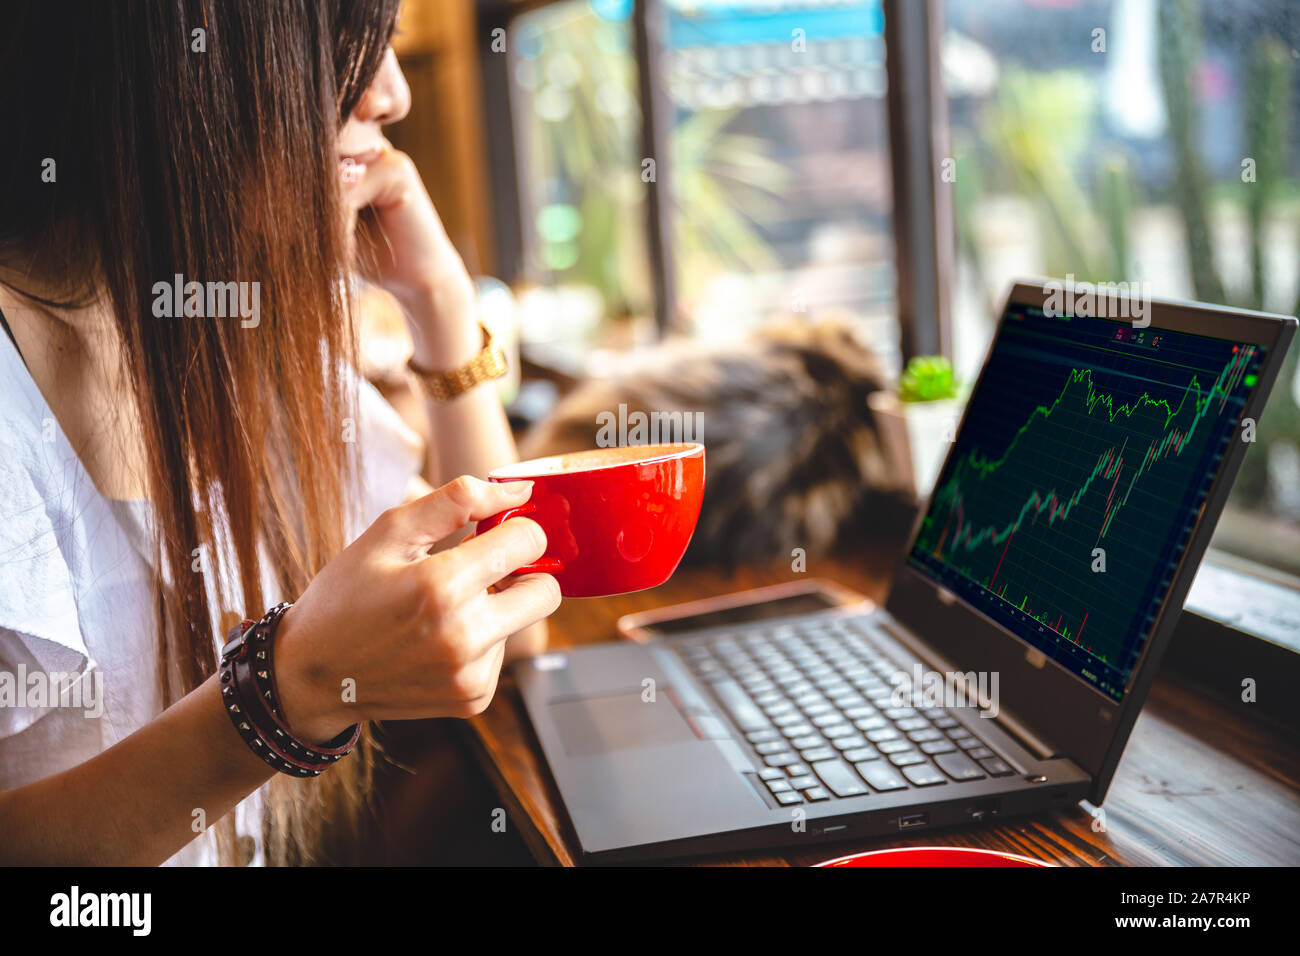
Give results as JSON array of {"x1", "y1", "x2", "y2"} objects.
[{"x1": 550, "y1": 691, "x2": 696, "y2": 757}]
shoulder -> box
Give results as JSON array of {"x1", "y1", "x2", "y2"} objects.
[{"x1": 0, "y1": 332, "x2": 104, "y2": 727}]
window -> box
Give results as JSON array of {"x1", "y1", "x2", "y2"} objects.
[{"x1": 484, "y1": 0, "x2": 1298, "y2": 576}]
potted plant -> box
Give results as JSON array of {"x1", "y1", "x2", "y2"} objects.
[{"x1": 869, "y1": 356, "x2": 966, "y2": 500}]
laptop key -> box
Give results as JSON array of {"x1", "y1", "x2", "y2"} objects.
[
  {"x1": 755, "y1": 741, "x2": 788, "y2": 756},
  {"x1": 895, "y1": 717, "x2": 930, "y2": 732},
  {"x1": 907, "y1": 728, "x2": 943, "y2": 742},
  {"x1": 811, "y1": 759, "x2": 870, "y2": 797},
  {"x1": 802, "y1": 747, "x2": 836, "y2": 763},
  {"x1": 866, "y1": 727, "x2": 899, "y2": 742},
  {"x1": 781, "y1": 722, "x2": 816, "y2": 737},
  {"x1": 877, "y1": 739, "x2": 914, "y2": 754},
  {"x1": 775, "y1": 791, "x2": 804, "y2": 805},
  {"x1": 947, "y1": 727, "x2": 973, "y2": 740},
  {"x1": 957, "y1": 737, "x2": 983, "y2": 750},
  {"x1": 889, "y1": 751, "x2": 926, "y2": 767},
  {"x1": 967, "y1": 746, "x2": 995, "y2": 760},
  {"x1": 920, "y1": 739, "x2": 957, "y2": 755},
  {"x1": 788, "y1": 774, "x2": 818, "y2": 790},
  {"x1": 935, "y1": 751, "x2": 986, "y2": 781},
  {"x1": 711, "y1": 680, "x2": 770, "y2": 732},
  {"x1": 884, "y1": 707, "x2": 917, "y2": 719},
  {"x1": 758, "y1": 767, "x2": 785, "y2": 780},
  {"x1": 817, "y1": 724, "x2": 854, "y2": 741},
  {"x1": 765, "y1": 752, "x2": 800, "y2": 767},
  {"x1": 829, "y1": 734, "x2": 868, "y2": 751},
  {"x1": 855, "y1": 715, "x2": 888, "y2": 731},
  {"x1": 843, "y1": 746, "x2": 880, "y2": 762},
  {"x1": 784, "y1": 763, "x2": 810, "y2": 778},
  {"x1": 933, "y1": 716, "x2": 959, "y2": 729},
  {"x1": 766, "y1": 779, "x2": 793, "y2": 793},
  {"x1": 979, "y1": 757, "x2": 1014, "y2": 776},
  {"x1": 844, "y1": 705, "x2": 877, "y2": 720},
  {"x1": 804, "y1": 787, "x2": 831, "y2": 801},
  {"x1": 856, "y1": 761, "x2": 908, "y2": 792},
  {"x1": 746, "y1": 729, "x2": 781, "y2": 743},
  {"x1": 902, "y1": 763, "x2": 947, "y2": 786},
  {"x1": 790, "y1": 735, "x2": 826, "y2": 750}
]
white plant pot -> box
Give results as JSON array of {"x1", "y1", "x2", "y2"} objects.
[{"x1": 868, "y1": 392, "x2": 965, "y2": 500}]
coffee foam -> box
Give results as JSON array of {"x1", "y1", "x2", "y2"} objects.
[{"x1": 489, "y1": 443, "x2": 701, "y2": 479}]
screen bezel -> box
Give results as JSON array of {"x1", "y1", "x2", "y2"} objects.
[{"x1": 883, "y1": 280, "x2": 1296, "y2": 802}]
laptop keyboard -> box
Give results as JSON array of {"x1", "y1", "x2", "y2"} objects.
[{"x1": 673, "y1": 616, "x2": 1016, "y2": 806}]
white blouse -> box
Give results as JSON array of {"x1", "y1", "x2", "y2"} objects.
[{"x1": 0, "y1": 329, "x2": 423, "y2": 864}]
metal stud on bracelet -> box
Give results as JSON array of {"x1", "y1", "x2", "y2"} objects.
[{"x1": 219, "y1": 603, "x2": 360, "y2": 776}]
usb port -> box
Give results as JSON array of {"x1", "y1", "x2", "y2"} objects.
[{"x1": 898, "y1": 813, "x2": 928, "y2": 830}]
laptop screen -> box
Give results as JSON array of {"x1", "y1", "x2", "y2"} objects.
[{"x1": 906, "y1": 302, "x2": 1267, "y2": 702}]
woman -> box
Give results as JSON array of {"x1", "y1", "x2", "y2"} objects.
[{"x1": 0, "y1": 2, "x2": 559, "y2": 864}]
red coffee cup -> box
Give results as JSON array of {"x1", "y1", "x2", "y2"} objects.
[
  {"x1": 814, "y1": 847, "x2": 1049, "y2": 867},
  {"x1": 475, "y1": 443, "x2": 705, "y2": 598}
]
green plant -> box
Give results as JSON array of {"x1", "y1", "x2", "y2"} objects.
[
  {"x1": 981, "y1": 69, "x2": 1110, "y2": 282},
  {"x1": 1245, "y1": 35, "x2": 1292, "y2": 311},
  {"x1": 1095, "y1": 149, "x2": 1135, "y2": 280},
  {"x1": 671, "y1": 107, "x2": 787, "y2": 303},
  {"x1": 899, "y1": 356, "x2": 959, "y2": 403},
  {"x1": 1158, "y1": 0, "x2": 1227, "y2": 304}
]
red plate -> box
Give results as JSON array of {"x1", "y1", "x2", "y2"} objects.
[{"x1": 815, "y1": 847, "x2": 1050, "y2": 867}]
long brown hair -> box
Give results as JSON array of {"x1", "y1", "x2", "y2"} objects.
[{"x1": 1, "y1": 0, "x2": 401, "y2": 864}]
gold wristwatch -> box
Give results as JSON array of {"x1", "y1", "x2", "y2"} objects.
[{"x1": 406, "y1": 322, "x2": 508, "y2": 402}]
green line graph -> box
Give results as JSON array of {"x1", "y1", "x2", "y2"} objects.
[
  {"x1": 922, "y1": 345, "x2": 1253, "y2": 561},
  {"x1": 909, "y1": 316, "x2": 1259, "y2": 699}
]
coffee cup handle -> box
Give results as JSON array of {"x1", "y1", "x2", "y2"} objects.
[{"x1": 474, "y1": 502, "x2": 565, "y2": 576}]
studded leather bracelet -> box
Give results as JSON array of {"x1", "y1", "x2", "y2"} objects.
[{"x1": 219, "y1": 603, "x2": 361, "y2": 777}]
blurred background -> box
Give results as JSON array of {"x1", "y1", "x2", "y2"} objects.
[{"x1": 373, "y1": 0, "x2": 1300, "y2": 576}]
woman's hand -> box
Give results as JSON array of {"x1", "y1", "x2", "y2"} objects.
[
  {"x1": 343, "y1": 141, "x2": 479, "y2": 369},
  {"x1": 272, "y1": 476, "x2": 561, "y2": 742}
]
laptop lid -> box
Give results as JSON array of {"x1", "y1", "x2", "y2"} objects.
[{"x1": 884, "y1": 280, "x2": 1296, "y2": 803}]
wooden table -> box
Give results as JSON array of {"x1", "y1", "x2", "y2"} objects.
[{"x1": 464, "y1": 544, "x2": 1300, "y2": 867}]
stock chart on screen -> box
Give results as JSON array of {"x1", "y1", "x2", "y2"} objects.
[{"x1": 907, "y1": 304, "x2": 1265, "y2": 701}]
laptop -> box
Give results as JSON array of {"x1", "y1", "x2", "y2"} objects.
[{"x1": 514, "y1": 280, "x2": 1297, "y2": 862}]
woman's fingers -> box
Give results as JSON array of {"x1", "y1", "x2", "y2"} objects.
[
  {"x1": 484, "y1": 573, "x2": 563, "y2": 641},
  {"x1": 384, "y1": 475, "x2": 533, "y2": 550},
  {"x1": 403, "y1": 567, "x2": 558, "y2": 680},
  {"x1": 445, "y1": 517, "x2": 548, "y2": 596},
  {"x1": 340, "y1": 139, "x2": 400, "y2": 209}
]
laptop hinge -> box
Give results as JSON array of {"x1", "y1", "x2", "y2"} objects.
[{"x1": 875, "y1": 616, "x2": 1060, "y2": 761}]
